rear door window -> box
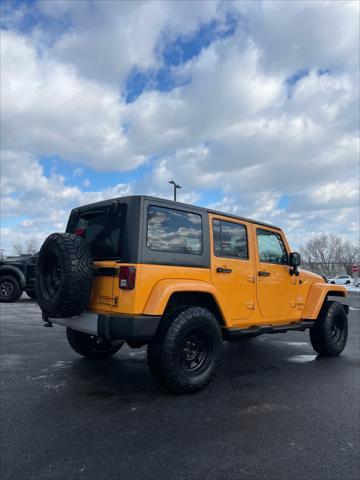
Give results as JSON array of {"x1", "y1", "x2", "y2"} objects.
[
  {"x1": 68, "y1": 205, "x2": 126, "y2": 260},
  {"x1": 147, "y1": 206, "x2": 202, "y2": 254},
  {"x1": 213, "y1": 219, "x2": 248, "y2": 259}
]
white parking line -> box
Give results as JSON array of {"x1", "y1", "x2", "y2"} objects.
[{"x1": 349, "y1": 307, "x2": 360, "y2": 311}]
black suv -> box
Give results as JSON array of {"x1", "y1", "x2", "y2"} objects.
[{"x1": 0, "y1": 254, "x2": 37, "y2": 302}]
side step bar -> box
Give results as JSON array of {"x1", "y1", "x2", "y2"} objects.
[{"x1": 225, "y1": 320, "x2": 315, "y2": 339}]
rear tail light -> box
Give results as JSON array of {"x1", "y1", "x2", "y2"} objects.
[
  {"x1": 74, "y1": 227, "x2": 86, "y2": 237},
  {"x1": 119, "y1": 266, "x2": 136, "y2": 289}
]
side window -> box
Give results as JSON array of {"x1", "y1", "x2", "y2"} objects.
[
  {"x1": 213, "y1": 219, "x2": 248, "y2": 259},
  {"x1": 147, "y1": 206, "x2": 202, "y2": 254},
  {"x1": 256, "y1": 229, "x2": 288, "y2": 264}
]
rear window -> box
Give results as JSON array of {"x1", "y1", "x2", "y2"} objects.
[
  {"x1": 147, "y1": 205, "x2": 202, "y2": 254},
  {"x1": 67, "y1": 204, "x2": 127, "y2": 260}
]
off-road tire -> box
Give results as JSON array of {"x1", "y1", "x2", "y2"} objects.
[
  {"x1": 25, "y1": 290, "x2": 37, "y2": 300},
  {"x1": 310, "y1": 301, "x2": 348, "y2": 356},
  {"x1": 147, "y1": 306, "x2": 223, "y2": 394},
  {"x1": 146, "y1": 305, "x2": 190, "y2": 386},
  {"x1": 35, "y1": 233, "x2": 93, "y2": 318},
  {"x1": 0, "y1": 275, "x2": 23, "y2": 303},
  {"x1": 66, "y1": 328, "x2": 124, "y2": 359}
]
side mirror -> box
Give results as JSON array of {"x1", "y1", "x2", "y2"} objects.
[{"x1": 289, "y1": 252, "x2": 301, "y2": 276}]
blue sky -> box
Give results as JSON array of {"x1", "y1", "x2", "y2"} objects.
[
  {"x1": 125, "y1": 12, "x2": 238, "y2": 102},
  {"x1": 1, "y1": 0, "x2": 359, "y2": 254}
]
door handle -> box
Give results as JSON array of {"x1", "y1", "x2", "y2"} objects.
[
  {"x1": 258, "y1": 271, "x2": 271, "y2": 277},
  {"x1": 216, "y1": 267, "x2": 232, "y2": 273}
]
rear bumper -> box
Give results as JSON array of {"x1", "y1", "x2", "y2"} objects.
[{"x1": 48, "y1": 312, "x2": 161, "y2": 343}]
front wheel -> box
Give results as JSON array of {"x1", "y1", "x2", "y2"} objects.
[
  {"x1": 147, "y1": 307, "x2": 223, "y2": 394},
  {"x1": 310, "y1": 301, "x2": 348, "y2": 356},
  {"x1": 66, "y1": 329, "x2": 124, "y2": 359},
  {"x1": 0, "y1": 275, "x2": 23, "y2": 303}
]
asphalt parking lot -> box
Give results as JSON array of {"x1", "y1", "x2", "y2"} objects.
[{"x1": 1, "y1": 293, "x2": 359, "y2": 480}]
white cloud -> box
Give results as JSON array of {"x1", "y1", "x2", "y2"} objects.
[
  {"x1": 243, "y1": 0, "x2": 359, "y2": 74},
  {"x1": 44, "y1": 0, "x2": 223, "y2": 85},
  {"x1": 1, "y1": 0, "x2": 359, "y2": 254},
  {"x1": 1, "y1": 30, "x2": 144, "y2": 170},
  {"x1": 0, "y1": 150, "x2": 132, "y2": 253}
]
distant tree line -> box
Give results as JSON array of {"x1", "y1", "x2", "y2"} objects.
[
  {"x1": 300, "y1": 234, "x2": 359, "y2": 276},
  {"x1": 12, "y1": 238, "x2": 39, "y2": 256}
]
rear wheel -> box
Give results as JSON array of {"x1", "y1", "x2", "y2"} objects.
[
  {"x1": 66, "y1": 328, "x2": 124, "y2": 359},
  {"x1": 0, "y1": 275, "x2": 22, "y2": 303},
  {"x1": 147, "y1": 306, "x2": 223, "y2": 394},
  {"x1": 310, "y1": 301, "x2": 348, "y2": 356}
]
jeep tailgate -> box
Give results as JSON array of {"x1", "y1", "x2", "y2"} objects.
[
  {"x1": 66, "y1": 203, "x2": 127, "y2": 314},
  {"x1": 88, "y1": 261, "x2": 118, "y2": 313}
]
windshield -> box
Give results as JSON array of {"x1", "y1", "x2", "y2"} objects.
[{"x1": 67, "y1": 204, "x2": 127, "y2": 260}]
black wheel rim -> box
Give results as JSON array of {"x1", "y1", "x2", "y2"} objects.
[
  {"x1": 43, "y1": 252, "x2": 62, "y2": 297},
  {"x1": 0, "y1": 281, "x2": 14, "y2": 298},
  {"x1": 331, "y1": 319, "x2": 343, "y2": 343},
  {"x1": 180, "y1": 329, "x2": 210, "y2": 372}
]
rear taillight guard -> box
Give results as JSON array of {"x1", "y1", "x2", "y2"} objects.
[{"x1": 119, "y1": 266, "x2": 136, "y2": 289}]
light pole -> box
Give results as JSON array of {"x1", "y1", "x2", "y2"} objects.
[{"x1": 169, "y1": 180, "x2": 181, "y2": 201}]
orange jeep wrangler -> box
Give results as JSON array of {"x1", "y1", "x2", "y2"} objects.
[{"x1": 35, "y1": 196, "x2": 349, "y2": 393}]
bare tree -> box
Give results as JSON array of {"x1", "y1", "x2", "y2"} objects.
[
  {"x1": 12, "y1": 243, "x2": 23, "y2": 256},
  {"x1": 12, "y1": 238, "x2": 39, "y2": 256},
  {"x1": 300, "y1": 234, "x2": 343, "y2": 276},
  {"x1": 341, "y1": 241, "x2": 360, "y2": 275},
  {"x1": 300, "y1": 234, "x2": 359, "y2": 276}
]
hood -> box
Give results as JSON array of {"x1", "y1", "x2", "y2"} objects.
[
  {"x1": 0, "y1": 254, "x2": 37, "y2": 266},
  {"x1": 299, "y1": 268, "x2": 325, "y2": 283},
  {"x1": 3, "y1": 255, "x2": 30, "y2": 261}
]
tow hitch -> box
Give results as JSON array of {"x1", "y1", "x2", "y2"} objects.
[{"x1": 42, "y1": 310, "x2": 53, "y2": 327}]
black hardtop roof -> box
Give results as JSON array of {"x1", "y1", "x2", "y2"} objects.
[{"x1": 72, "y1": 195, "x2": 281, "y2": 230}]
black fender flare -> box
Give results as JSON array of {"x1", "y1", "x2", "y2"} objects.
[{"x1": 0, "y1": 266, "x2": 25, "y2": 288}]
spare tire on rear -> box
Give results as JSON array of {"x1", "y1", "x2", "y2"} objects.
[{"x1": 35, "y1": 233, "x2": 93, "y2": 318}]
